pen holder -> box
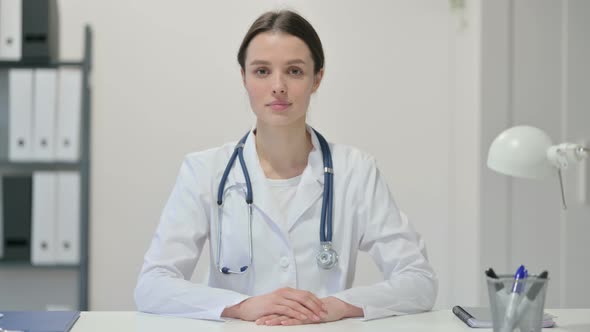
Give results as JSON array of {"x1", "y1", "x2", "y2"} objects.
[{"x1": 486, "y1": 275, "x2": 549, "y2": 332}]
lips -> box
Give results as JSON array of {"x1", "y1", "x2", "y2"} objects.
[{"x1": 266, "y1": 100, "x2": 292, "y2": 111}]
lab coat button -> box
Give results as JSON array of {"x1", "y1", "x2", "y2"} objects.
[{"x1": 279, "y1": 256, "x2": 290, "y2": 268}]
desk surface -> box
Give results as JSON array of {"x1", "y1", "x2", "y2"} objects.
[{"x1": 70, "y1": 309, "x2": 590, "y2": 332}]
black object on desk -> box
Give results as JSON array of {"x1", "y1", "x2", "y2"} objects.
[{"x1": 452, "y1": 306, "x2": 555, "y2": 328}]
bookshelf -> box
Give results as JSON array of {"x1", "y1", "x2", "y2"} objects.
[{"x1": 0, "y1": 25, "x2": 92, "y2": 311}]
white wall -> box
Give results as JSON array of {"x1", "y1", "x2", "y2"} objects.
[
  {"x1": 480, "y1": 0, "x2": 590, "y2": 308},
  {"x1": 449, "y1": 0, "x2": 482, "y2": 307},
  {"x1": 58, "y1": 0, "x2": 469, "y2": 310}
]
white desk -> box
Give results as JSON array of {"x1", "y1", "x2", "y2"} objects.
[{"x1": 70, "y1": 309, "x2": 590, "y2": 332}]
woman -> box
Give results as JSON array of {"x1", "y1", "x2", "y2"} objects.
[{"x1": 135, "y1": 10, "x2": 437, "y2": 326}]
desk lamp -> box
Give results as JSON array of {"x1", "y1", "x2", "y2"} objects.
[{"x1": 487, "y1": 125, "x2": 589, "y2": 209}]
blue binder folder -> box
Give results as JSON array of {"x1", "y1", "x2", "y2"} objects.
[{"x1": 0, "y1": 311, "x2": 80, "y2": 332}]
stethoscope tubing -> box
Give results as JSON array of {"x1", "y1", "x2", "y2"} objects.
[
  {"x1": 216, "y1": 129, "x2": 335, "y2": 274},
  {"x1": 314, "y1": 129, "x2": 333, "y2": 243}
]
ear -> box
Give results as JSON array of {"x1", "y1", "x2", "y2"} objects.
[
  {"x1": 311, "y1": 68, "x2": 324, "y2": 93},
  {"x1": 241, "y1": 68, "x2": 246, "y2": 86}
]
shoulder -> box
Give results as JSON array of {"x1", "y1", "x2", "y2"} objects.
[
  {"x1": 329, "y1": 142, "x2": 377, "y2": 171},
  {"x1": 177, "y1": 142, "x2": 236, "y2": 179}
]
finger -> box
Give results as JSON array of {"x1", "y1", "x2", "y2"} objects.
[
  {"x1": 277, "y1": 298, "x2": 320, "y2": 321},
  {"x1": 284, "y1": 289, "x2": 327, "y2": 317},
  {"x1": 264, "y1": 315, "x2": 292, "y2": 326},
  {"x1": 255, "y1": 315, "x2": 278, "y2": 325},
  {"x1": 281, "y1": 318, "x2": 307, "y2": 326},
  {"x1": 275, "y1": 304, "x2": 312, "y2": 321},
  {"x1": 293, "y1": 289, "x2": 328, "y2": 315}
]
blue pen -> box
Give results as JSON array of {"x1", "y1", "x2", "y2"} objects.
[{"x1": 502, "y1": 265, "x2": 527, "y2": 332}]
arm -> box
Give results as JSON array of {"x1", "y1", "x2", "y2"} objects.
[
  {"x1": 255, "y1": 158, "x2": 436, "y2": 326},
  {"x1": 134, "y1": 158, "x2": 249, "y2": 321},
  {"x1": 134, "y1": 158, "x2": 327, "y2": 322},
  {"x1": 330, "y1": 158, "x2": 438, "y2": 321}
]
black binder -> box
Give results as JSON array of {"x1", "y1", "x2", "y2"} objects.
[{"x1": 1, "y1": 175, "x2": 32, "y2": 261}]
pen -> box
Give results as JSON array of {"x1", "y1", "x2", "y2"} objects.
[
  {"x1": 502, "y1": 265, "x2": 527, "y2": 332},
  {"x1": 485, "y1": 267, "x2": 509, "y2": 303},
  {"x1": 514, "y1": 271, "x2": 549, "y2": 330}
]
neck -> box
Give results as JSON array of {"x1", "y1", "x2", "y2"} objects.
[{"x1": 255, "y1": 121, "x2": 312, "y2": 179}]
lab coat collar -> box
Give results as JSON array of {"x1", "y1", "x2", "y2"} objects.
[{"x1": 228, "y1": 125, "x2": 325, "y2": 233}]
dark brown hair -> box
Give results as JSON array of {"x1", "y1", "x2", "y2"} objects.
[{"x1": 237, "y1": 10, "x2": 325, "y2": 74}]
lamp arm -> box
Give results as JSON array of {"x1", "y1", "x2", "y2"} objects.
[
  {"x1": 546, "y1": 143, "x2": 588, "y2": 210},
  {"x1": 547, "y1": 143, "x2": 588, "y2": 170}
]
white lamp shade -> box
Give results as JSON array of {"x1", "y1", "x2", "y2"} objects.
[{"x1": 487, "y1": 126, "x2": 556, "y2": 179}]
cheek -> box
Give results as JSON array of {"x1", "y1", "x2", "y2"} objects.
[
  {"x1": 292, "y1": 82, "x2": 314, "y2": 100},
  {"x1": 245, "y1": 81, "x2": 266, "y2": 103}
]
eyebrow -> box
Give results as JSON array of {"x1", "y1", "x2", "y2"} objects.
[{"x1": 248, "y1": 59, "x2": 306, "y2": 66}]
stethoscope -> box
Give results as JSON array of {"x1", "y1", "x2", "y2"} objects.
[{"x1": 215, "y1": 129, "x2": 338, "y2": 274}]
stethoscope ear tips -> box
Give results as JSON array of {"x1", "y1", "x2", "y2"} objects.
[
  {"x1": 221, "y1": 267, "x2": 230, "y2": 274},
  {"x1": 240, "y1": 266, "x2": 248, "y2": 272}
]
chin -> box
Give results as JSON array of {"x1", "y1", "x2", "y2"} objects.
[
  {"x1": 257, "y1": 114, "x2": 306, "y2": 128},
  {"x1": 253, "y1": 108, "x2": 303, "y2": 125}
]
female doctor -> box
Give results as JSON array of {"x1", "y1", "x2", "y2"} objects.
[{"x1": 134, "y1": 10, "x2": 437, "y2": 326}]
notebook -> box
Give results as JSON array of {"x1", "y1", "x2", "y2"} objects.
[
  {"x1": 0, "y1": 311, "x2": 80, "y2": 332},
  {"x1": 452, "y1": 306, "x2": 555, "y2": 328}
]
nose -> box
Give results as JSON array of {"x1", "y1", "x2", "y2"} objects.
[
  {"x1": 272, "y1": 87, "x2": 286, "y2": 95},
  {"x1": 271, "y1": 74, "x2": 287, "y2": 96}
]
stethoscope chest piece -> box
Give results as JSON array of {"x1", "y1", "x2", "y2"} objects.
[{"x1": 316, "y1": 242, "x2": 338, "y2": 269}]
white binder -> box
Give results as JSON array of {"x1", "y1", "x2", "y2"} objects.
[
  {"x1": 56, "y1": 171, "x2": 80, "y2": 264},
  {"x1": 56, "y1": 68, "x2": 82, "y2": 161},
  {"x1": 31, "y1": 172, "x2": 57, "y2": 265},
  {"x1": 32, "y1": 69, "x2": 58, "y2": 161},
  {"x1": 8, "y1": 69, "x2": 34, "y2": 161},
  {"x1": 0, "y1": 0, "x2": 22, "y2": 61}
]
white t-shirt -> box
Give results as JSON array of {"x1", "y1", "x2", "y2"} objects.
[{"x1": 266, "y1": 175, "x2": 302, "y2": 226}]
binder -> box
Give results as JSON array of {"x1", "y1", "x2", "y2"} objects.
[
  {"x1": 55, "y1": 171, "x2": 80, "y2": 264},
  {"x1": 31, "y1": 171, "x2": 57, "y2": 265},
  {"x1": 0, "y1": 0, "x2": 22, "y2": 61},
  {"x1": 21, "y1": 0, "x2": 59, "y2": 64},
  {"x1": 0, "y1": 311, "x2": 80, "y2": 332},
  {"x1": 32, "y1": 69, "x2": 58, "y2": 161},
  {"x1": 56, "y1": 68, "x2": 82, "y2": 161},
  {"x1": 7, "y1": 69, "x2": 34, "y2": 161},
  {"x1": 0, "y1": 69, "x2": 9, "y2": 159},
  {"x1": 1, "y1": 174, "x2": 32, "y2": 261}
]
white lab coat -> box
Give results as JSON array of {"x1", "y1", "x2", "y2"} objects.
[{"x1": 134, "y1": 126, "x2": 437, "y2": 321}]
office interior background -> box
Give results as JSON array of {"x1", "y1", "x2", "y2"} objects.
[{"x1": 1, "y1": 0, "x2": 589, "y2": 311}]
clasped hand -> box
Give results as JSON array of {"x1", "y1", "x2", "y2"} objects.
[{"x1": 221, "y1": 287, "x2": 359, "y2": 326}]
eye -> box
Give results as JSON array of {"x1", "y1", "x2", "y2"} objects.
[
  {"x1": 288, "y1": 67, "x2": 303, "y2": 77},
  {"x1": 254, "y1": 67, "x2": 270, "y2": 77}
]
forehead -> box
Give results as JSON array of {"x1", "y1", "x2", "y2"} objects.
[{"x1": 245, "y1": 32, "x2": 313, "y2": 65}]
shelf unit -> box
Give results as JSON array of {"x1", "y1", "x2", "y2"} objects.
[{"x1": 0, "y1": 25, "x2": 92, "y2": 311}]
